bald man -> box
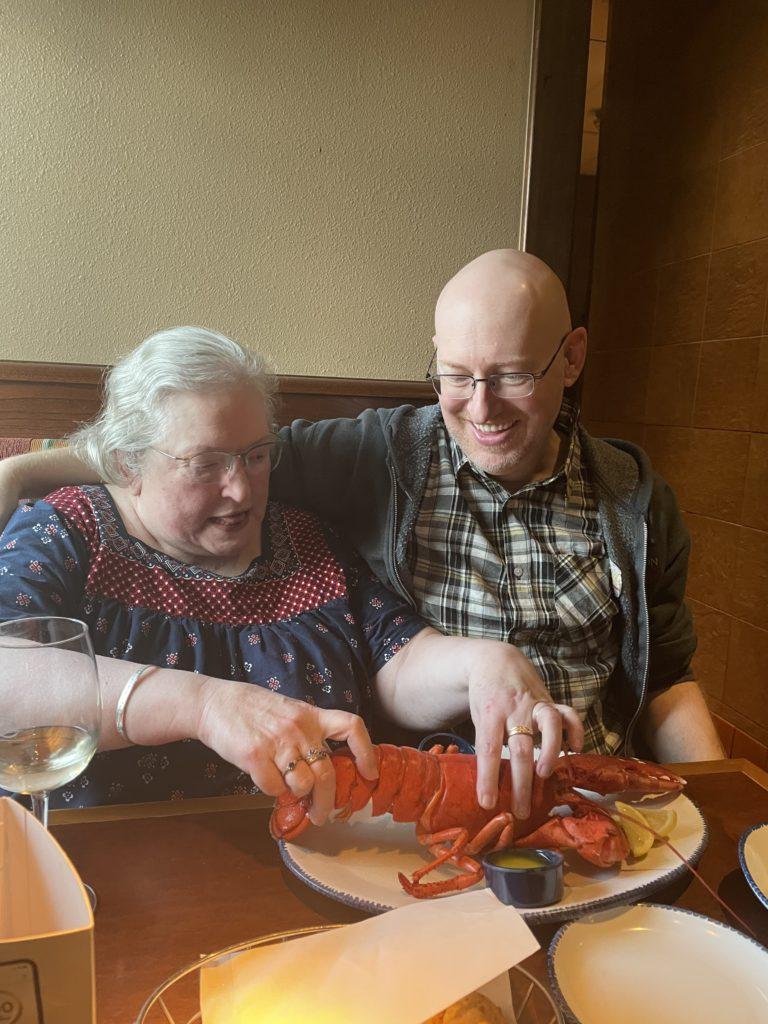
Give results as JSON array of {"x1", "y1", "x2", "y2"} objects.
[
  {"x1": 0, "y1": 250, "x2": 724, "y2": 803},
  {"x1": 273, "y1": 250, "x2": 723, "y2": 769}
]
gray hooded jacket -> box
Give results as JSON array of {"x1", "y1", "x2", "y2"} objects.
[{"x1": 271, "y1": 404, "x2": 696, "y2": 754}]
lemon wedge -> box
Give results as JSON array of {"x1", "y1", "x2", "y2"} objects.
[
  {"x1": 613, "y1": 803, "x2": 654, "y2": 858},
  {"x1": 613, "y1": 802, "x2": 677, "y2": 859},
  {"x1": 640, "y1": 806, "x2": 678, "y2": 838}
]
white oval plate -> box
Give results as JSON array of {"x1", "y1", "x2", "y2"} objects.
[
  {"x1": 280, "y1": 791, "x2": 707, "y2": 925},
  {"x1": 547, "y1": 902, "x2": 768, "y2": 1023},
  {"x1": 739, "y1": 822, "x2": 768, "y2": 912}
]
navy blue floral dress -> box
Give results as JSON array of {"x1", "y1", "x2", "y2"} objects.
[{"x1": 0, "y1": 486, "x2": 425, "y2": 807}]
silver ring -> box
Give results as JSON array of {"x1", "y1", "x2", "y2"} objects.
[
  {"x1": 303, "y1": 747, "x2": 330, "y2": 766},
  {"x1": 282, "y1": 757, "x2": 305, "y2": 776}
]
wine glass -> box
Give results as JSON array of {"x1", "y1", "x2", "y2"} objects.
[{"x1": 0, "y1": 616, "x2": 102, "y2": 905}]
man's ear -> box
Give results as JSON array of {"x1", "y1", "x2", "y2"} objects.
[{"x1": 563, "y1": 327, "x2": 588, "y2": 387}]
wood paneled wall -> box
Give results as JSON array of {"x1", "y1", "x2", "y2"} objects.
[{"x1": 0, "y1": 361, "x2": 435, "y2": 438}]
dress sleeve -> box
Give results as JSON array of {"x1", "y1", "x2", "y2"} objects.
[
  {"x1": 0, "y1": 500, "x2": 90, "y2": 618},
  {"x1": 342, "y1": 550, "x2": 428, "y2": 675}
]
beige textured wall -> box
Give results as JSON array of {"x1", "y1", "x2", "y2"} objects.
[{"x1": 0, "y1": 0, "x2": 535, "y2": 378}]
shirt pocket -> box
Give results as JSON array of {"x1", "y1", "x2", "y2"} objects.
[{"x1": 553, "y1": 550, "x2": 618, "y2": 648}]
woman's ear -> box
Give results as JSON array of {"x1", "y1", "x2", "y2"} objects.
[{"x1": 115, "y1": 453, "x2": 142, "y2": 495}]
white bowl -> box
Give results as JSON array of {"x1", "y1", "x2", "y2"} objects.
[{"x1": 548, "y1": 902, "x2": 768, "y2": 1024}]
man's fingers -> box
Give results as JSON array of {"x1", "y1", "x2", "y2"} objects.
[
  {"x1": 561, "y1": 706, "x2": 585, "y2": 752},
  {"x1": 474, "y1": 721, "x2": 505, "y2": 810},
  {"x1": 507, "y1": 739, "x2": 535, "y2": 819},
  {"x1": 533, "y1": 703, "x2": 563, "y2": 778}
]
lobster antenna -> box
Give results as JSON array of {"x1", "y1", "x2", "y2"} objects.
[{"x1": 613, "y1": 809, "x2": 757, "y2": 941}]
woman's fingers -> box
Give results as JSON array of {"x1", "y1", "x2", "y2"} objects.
[
  {"x1": 305, "y1": 748, "x2": 337, "y2": 826},
  {"x1": 318, "y1": 708, "x2": 378, "y2": 781},
  {"x1": 248, "y1": 756, "x2": 292, "y2": 798}
]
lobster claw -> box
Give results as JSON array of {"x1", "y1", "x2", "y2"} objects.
[
  {"x1": 515, "y1": 807, "x2": 630, "y2": 868},
  {"x1": 559, "y1": 753, "x2": 685, "y2": 796}
]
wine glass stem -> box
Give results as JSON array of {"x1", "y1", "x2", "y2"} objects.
[{"x1": 30, "y1": 791, "x2": 50, "y2": 830}]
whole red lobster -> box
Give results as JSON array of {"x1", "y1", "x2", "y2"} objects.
[{"x1": 270, "y1": 743, "x2": 685, "y2": 898}]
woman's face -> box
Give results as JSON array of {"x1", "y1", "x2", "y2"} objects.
[{"x1": 130, "y1": 385, "x2": 273, "y2": 571}]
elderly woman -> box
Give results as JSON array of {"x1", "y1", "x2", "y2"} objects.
[{"x1": 0, "y1": 328, "x2": 582, "y2": 820}]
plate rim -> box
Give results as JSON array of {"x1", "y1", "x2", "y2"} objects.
[
  {"x1": 546, "y1": 900, "x2": 768, "y2": 1024},
  {"x1": 279, "y1": 794, "x2": 709, "y2": 926},
  {"x1": 738, "y1": 821, "x2": 768, "y2": 913}
]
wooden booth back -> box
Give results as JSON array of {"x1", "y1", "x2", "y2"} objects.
[{"x1": 0, "y1": 361, "x2": 435, "y2": 455}]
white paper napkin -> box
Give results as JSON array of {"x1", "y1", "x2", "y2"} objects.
[{"x1": 200, "y1": 889, "x2": 538, "y2": 1023}]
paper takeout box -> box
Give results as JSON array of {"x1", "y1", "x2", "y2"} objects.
[
  {"x1": 201, "y1": 889, "x2": 539, "y2": 1023},
  {"x1": 0, "y1": 797, "x2": 95, "y2": 1024}
]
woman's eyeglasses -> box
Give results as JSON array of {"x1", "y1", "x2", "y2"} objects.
[{"x1": 150, "y1": 437, "x2": 282, "y2": 483}]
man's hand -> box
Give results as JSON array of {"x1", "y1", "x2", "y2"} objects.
[
  {"x1": 466, "y1": 642, "x2": 584, "y2": 818},
  {"x1": 374, "y1": 628, "x2": 584, "y2": 822}
]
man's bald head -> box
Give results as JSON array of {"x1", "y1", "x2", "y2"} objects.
[
  {"x1": 431, "y1": 249, "x2": 586, "y2": 490},
  {"x1": 434, "y1": 250, "x2": 572, "y2": 360}
]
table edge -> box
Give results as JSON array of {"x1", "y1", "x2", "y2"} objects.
[{"x1": 49, "y1": 757, "x2": 768, "y2": 826}]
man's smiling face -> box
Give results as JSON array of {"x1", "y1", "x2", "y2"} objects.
[{"x1": 432, "y1": 251, "x2": 585, "y2": 491}]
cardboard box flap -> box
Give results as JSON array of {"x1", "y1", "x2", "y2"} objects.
[{"x1": 0, "y1": 797, "x2": 92, "y2": 939}]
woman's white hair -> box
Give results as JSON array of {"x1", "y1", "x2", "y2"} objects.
[{"x1": 70, "y1": 327, "x2": 277, "y2": 483}]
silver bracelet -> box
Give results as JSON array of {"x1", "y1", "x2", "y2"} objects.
[{"x1": 115, "y1": 664, "x2": 152, "y2": 742}]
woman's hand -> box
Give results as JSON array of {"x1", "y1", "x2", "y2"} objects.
[
  {"x1": 466, "y1": 643, "x2": 584, "y2": 819},
  {"x1": 195, "y1": 677, "x2": 378, "y2": 826}
]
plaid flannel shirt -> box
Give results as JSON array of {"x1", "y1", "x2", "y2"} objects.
[{"x1": 409, "y1": 400, "x2": 623, "y2": 753}]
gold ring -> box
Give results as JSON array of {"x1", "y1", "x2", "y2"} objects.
[
  {"x1": 507, "y1": 724, "x2": 534, "y2": 738},
  {"x1": 282, "y1": 758, "x2": 305, "y2": 776},
  {"x1": 303, "y1": 747, "x2": 330, "y2": 766}
]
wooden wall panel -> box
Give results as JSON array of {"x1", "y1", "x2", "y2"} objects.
[{"x1": 0, "y1": 361, "x2": 435, "y2": 438}]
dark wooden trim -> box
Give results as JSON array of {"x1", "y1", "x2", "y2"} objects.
[
  {"x1": 276, "y1": 374, "x2": 433, "y2": 400},
  {"x1": 0, "y1": 360, "x2": 435, "y2": 438},
  {"x1": 0, "y1": 361, "x2": 106, "y2": 385},
  {"x1": 525, "y1": 0, "x2": 592, "y2": 288}
]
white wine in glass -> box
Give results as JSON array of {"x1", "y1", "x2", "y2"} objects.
[{"x1": 0, "y1": 616, "x2": 102, "y2": 903}]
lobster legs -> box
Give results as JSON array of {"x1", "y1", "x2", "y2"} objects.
[
  {"x1": 399, "y1": 812, "x2": 517, "y2": 899},
  {"x1": 399, "y1": 802, "x2": 631, "y2": 898}
]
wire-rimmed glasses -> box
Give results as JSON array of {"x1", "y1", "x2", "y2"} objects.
[
  {"x1": 150, "y1": 435, "x2": 282, "y2": 484},
  {"x1": 426, "y1": 330, "x2": 571, "y2": 400}
]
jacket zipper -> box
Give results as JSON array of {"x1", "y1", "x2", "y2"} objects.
[
  {"x1": 625, "y1": 519, "x2": 650, "y2": 753},
  {"x1": 388, "y1": 464, "x2": 415, "y2": 607}
]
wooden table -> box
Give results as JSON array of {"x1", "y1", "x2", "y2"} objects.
[{"x1": 50, "y1": 758, "x2": 768, "y2": 1023}]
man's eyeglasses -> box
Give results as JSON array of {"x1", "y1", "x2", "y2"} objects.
[
  {"x1": 426, "y1": 331, "x2": 571, "y2": 400},
  {"x1": 150, "y1": 436, "x2": 282, "y2": 484}
]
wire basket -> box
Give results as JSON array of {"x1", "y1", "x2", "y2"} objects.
[{"x1": 134, "y1": 924, "x2": 563, "y2": 1024}]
